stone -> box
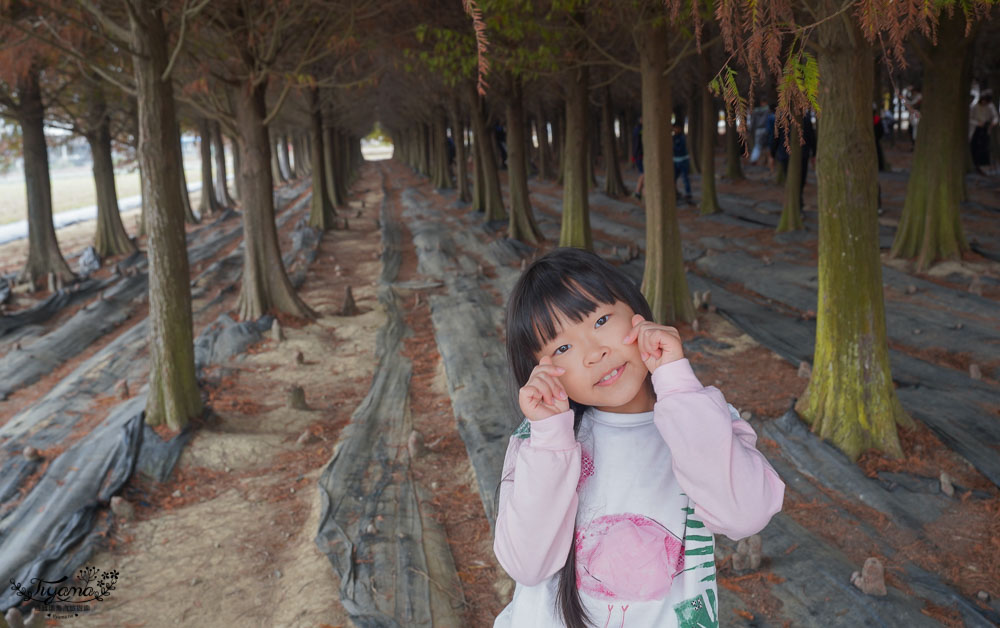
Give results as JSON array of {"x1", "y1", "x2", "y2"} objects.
[
  {"x1": 798, "y1": 361, "x2": 812, "y2": 379},
  {"x1": 430, "y1": 481, "x2": 440, "y2": 490},
  {"x1": 77, "y1": 246, "x2": 102, "y2": 277},
  {"x1": 294, "y1": 350, "x2": 304, "y2": 365},
  {"x1": 296, "y1": 430, "x2": 319, "y2": 446},
  {"x1": 365, "y1": 522, "x2": 377, "y2": 535},
  {"x1": 969, "y1": 276, "x2": 984, "y2": 296},
  {"x1": 22, "y1": 446, "x2": 39, "y2": 461},
  {"x1": 110, "y1": 496, "x2": 135, "y2": 521},
  {"x1": 851, "y1": 557, "x2": 887, "y2": 596},
  {"x1": 977, "y1": 590, "x2": 990, "y2": 602},
  {"x1": 408, "y1": 430, "x2": 427, "y2": 459},
  {"x1": 191, "y1": 577, "x2": 201, "y2": 586},
  {"x1": 905, "y1": 284, "x2": 917, "y2": 295},
  {"x1": 5, "y1": 607, "x2": 24, "y2": 628},
  {"x1": 969, "y1": 364, "x2": 982, "y2": 380},
  {"x1": 172, "y1": 489, "x2": 182, "y2": 498},
  {"x1": 339, "y1": 286, "x2": 360, "y2": 316},
  {"x1": 732, "y1": 534, "x2": 762, "y2": 571},
  {"x1": 287, "y1": 385, "x2": 309, "y2": 411},
  {"x1": 116, "y1": 379, "x2": 130, "y2": 400},
  {"x1": 271, "y1": 319, "x2": 285, "y2": 342},
  {"x1": 940, "y1": 471, "x2": 955, "y2": 497},
  {"x1": 740, "y1": 410, "x2": 752, "y2": 421},
  {"x1": 273, "y1": 569, "x2": 282, "y2": 579}
]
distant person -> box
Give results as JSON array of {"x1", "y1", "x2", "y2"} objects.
[
  {"x1": 970, "y1": 91, "x2": 998, "y2": 175},
  {"x1": 632, "y1": 116, "x2": 644, "y2": 199},
  {"x1": 495, "y1": 123, "x2": 508, "y2": 169},
  {"x1": 673, "y1": 121, "x2": 692, "y2": 203},
  {"x1": 873, "y1": 104, "x2": 886, "y2": 172},
  {"x1": 904, "y1": 85, "x2": 922, "y2": 146}
]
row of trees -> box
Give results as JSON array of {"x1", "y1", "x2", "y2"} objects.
[
  {"x1": 384, "y1": 0, "x2": 996, "y2": 461},
  {"x1": 0, "y1": 0, "x2": 996, "y2": 459}
]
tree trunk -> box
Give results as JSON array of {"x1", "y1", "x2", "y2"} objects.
[
  {"x1": 535, "y1": 105, "x2": 553, "y2": 181},
  {"x1": 559, "y1": 67, "x2": 592, "y2": 249},
  {"x1": 471, "y1": 122, "x2": 486, "y2": 212},
  {"x1": 307, "y1": 88, "x2": 337, "y2": 230},
  {"x1": 197, "y1": 118, "x2": 221, "y2": 216},
  {"x1": 278, "y1": 134, "x2": 293, "y2": 179},
  {"x1": 554, "y1": 108, "x2": 565, "y2": 185},
  {"x1": 88, "y1": 119, "x2": 136, "y2": 258},
  {"x1": 506, "y1": 77, "x2": 543, "y2": 244},
  {"x1": 698, "y1": 53, "x2": 720, "y2": 215},
  {"x1": 687, "y1": 95, "x2": 701, "y2": 175},
  {"x1": 601, "y1": 85, "x2": 628, "y2": 197},
  {"x1": 891, "y1": 12, "x2": 972, "y2": 270},
  {"x1": 231, "y1": 135, "x2": 242, "y2": 201},
  {"x1": 795, "y1": 13, "x2": 910, "y2": 459},
  {"x1": 466, "y1": 82, "x2": 505, "y2": 221},
  {"x1": 213, "y1": 120, "x2": 235, "y2": 207},
  {"x1": 128, "y1": 0, "x2": 201, "y2": 430},
  {"x1": 776, "y1": 124, "x2": 804, "y2": 232},
  {"x1": 323, "y1": 127, "x2": 343, "y2": 207},
  {"x1": 638, "y1": 23, "x2": 694, "y2": 324},
  {"x1": 176, "y1": 119, "x2": 198, "y2": 223},
  {"x1": 725, "y1": 119, "x2": 745, "y2": 180},
  {"x1": 234, "y1": 79, "x2": 313, "y2": 321},
  {"x1": 16, "y1": 66, "x2": 74, "y2": 286},
  {"x1": 270, "y1": 130, "x2": 287, "y2": 183},
  {"x1": 137, "y1": 159, "x2": 147, "y2": 237},
  {"x1": 431, "y1": 110, "x2": 452, "y2": 189},
  {"x1": 449, "y1": 98, "x2": 471, "y2": 203}
]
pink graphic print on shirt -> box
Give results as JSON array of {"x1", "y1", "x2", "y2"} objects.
[
  {"x1": 578, "y1": 449, "x2": 595, "y2": 491},
  {"x1": 575, "y1": 513, "x2": 685, "y2": 602}
]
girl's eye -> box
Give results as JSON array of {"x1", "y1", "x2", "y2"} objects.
[
  {"x1": 554, "y1": 345, "x2": 570, "y2": 355},
  {"x1": 595, "y1": 315, "x2": 609, "y2": 328}
]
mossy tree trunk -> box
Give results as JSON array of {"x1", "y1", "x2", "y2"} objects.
[
  {"x1": 506, "y1": 76, "x2": 543, "y2": 244},
  {"x1": 601, "y1": 85, "x2": 628, "y2": 197},
  {"x1": 471, "y1": 121, "x2": 486, "y2": 212},
  {"x1": 687, "y1": 96, "x2": 701, "y2": 175},
  {"x1": 234, "y1": 79, "x2": 314, "y2": 321},
  {"x1": 16, "y1": 66, "x2": 75, "y2": 286},
  {"x1": 725, "y1": 119, "x2": 745, "y2": 180},
  {"x1": 128, "y1": 0, "x2": 201, "y2": 430},
  {"x1": 698, "y1": 52, "x2": 720, "y2": 215},
  {"x1": 212, "y1": 120, "x2": 235, "y2": 208},
  {"x1": 795, "y1": 14, "x2": 910, "y2": 460},
  {"x1": 559, "y1": 66, "x2": 592, "y2": 249},
  {"x1": 307, "y1": 88, "x2": 337, "y2": 230},
  {"x1": 197, "y1": 118, "x2": 221, "y2": 216},
  {"x1": 449, "y1": 98, "x2": 471, "y2": 202},
  {"x1": 467, "y1": 82, "x2": 505, "y2": 221},
  {"x1": 323, "y1": 127, "x2": 343, "y2": 208},
  {"x1": 890, "y1": 12, "x2": 972, "y2": 270},
  {"x1": 87, "y1": 113, "x2": 136, "y2": 258},
  {"x1": 777, "y1": 124, "x2": 804, "y2": 232},
  {"x1": 638, "y1": 23, "x2": 694, "y2": 324}
]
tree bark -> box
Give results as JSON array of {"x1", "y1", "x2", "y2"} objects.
[
  {"x1": 559, "y1": 67, "x2": 592, "y2": 249},
  {"x1": 87, "y1": 115, "x2": 136, "y2": 258},
  {"x1": 698, "y1": 52, "x2": 720, "y2": 215},
  {"x1": 554, "y1": 107, "x2": 565, "y2": 185},
  {"x1": 601, "y1": 85, "x2": 628, "y2": 197},
  {"x1": 16, "y1": 66, "x2": 75, "y2": 286},
  {"x1": 466, "y1": 82, "x2": 505, "y2": 220},
  {"x1": 234, "y1": 79, "x2": 313, "y2": 321},
  {"x1": 687, "y1": 95, "x2": 701, "y2": 175},
  {"x1": 890, "y1": 12, "x2": 972, "y2": 270},
  {"x1": 724, "y1": 119, "x2": 745, "y2": 180},
  {"x1": 431, "y1": 110, "x2": 452, "y2": 189},
  {"x1": 506, "y1": 76, "x2": 543, "y2": 244},
  {"x1": 323, "y1": 127, "x2": 343, "y2": 207},
  {"x1": 197, "y1": 118, "x2": 221, "y2": 215},
  {"x1": 128, "y1": 0, "x2": 202, "y2": 430},
  {"x1": 213, "y1": 119, "x2": 235, "y2": 207},
  {"x1": 449, "y1": 98, "x2": 471, "y2": 203},
  {"x1": 776, "y1": 124, "x2": 804, "y2": 232},
  {"x1": 638, "y1": 23, "x2": 694, "y2": 324},
  {"x1": 307, "y1": 88, "x2": 337, "y2": 230},
  {"x1": 795, "y1": 14, "x2": 910, "y2": 459}
]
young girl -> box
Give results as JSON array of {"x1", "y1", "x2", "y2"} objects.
[{"x1": 494, "y1": 248, "x2": 784, "y2": 628}]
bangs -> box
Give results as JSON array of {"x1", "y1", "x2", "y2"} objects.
[{"x1": 516, "y1": 274, "x2": 619, "y2": 356}]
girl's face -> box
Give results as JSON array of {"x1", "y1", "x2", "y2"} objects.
[{"x1": 534, "y1": 299, "x2": 655, "y2": 414}]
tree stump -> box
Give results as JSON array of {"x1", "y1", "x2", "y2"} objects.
[
  {"x1": 287, "y1": 385, "x2": 309, "y2": 410},
  {"x1": 339, "y1": 286, "x2": 360, "y2": 316}
]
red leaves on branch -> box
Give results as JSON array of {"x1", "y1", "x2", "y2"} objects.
[{"x1": 462, "y1": 0, "x2": 489, "y2": 95}]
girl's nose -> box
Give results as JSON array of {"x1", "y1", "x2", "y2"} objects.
[{"x1": 585, "y1": 345, "x2": 609, "y2": 366}]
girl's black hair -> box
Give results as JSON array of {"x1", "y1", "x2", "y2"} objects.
[{"x1": 502, "y1": 247, "x2": 653, "y2": 628}]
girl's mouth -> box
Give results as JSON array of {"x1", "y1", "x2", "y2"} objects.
[{"x1": 595, "y1": 363, "x2": 626, "y2": 386}]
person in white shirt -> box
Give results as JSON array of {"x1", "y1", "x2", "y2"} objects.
[{"x1": 970, "y1": 92, "x2": 999, "y2": 175}]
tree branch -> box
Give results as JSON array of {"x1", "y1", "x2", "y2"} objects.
[{"x1": 75, "y1": 0, "x2": 133, "y2": 46}]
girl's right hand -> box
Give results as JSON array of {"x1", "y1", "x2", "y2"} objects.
[{"x1": 518, "y1": 356, "x2": 570, "y2": 421}]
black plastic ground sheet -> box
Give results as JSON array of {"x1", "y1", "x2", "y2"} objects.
[{"x1": 314, "y1": 171, "x2": 464, "y2": 628}]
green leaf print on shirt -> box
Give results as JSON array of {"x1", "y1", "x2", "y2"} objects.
[
  {"x1": 673, "y1": 589, "x2": 718, "y2": 628},
  {"x1": 513, "y1": 419, "x2": 531, "y2": 439}
]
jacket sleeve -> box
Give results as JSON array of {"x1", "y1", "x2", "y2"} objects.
[
  {"x1": 493, "y1": 410, "x2": 581, "y2": 586},
  {"x1": 651, "y1": 359, "x2": 784, "y2": 540}
]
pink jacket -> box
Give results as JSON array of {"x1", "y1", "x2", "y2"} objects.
[{"x1": 493, "y1": 359, "x2": 785, "y2": 586}]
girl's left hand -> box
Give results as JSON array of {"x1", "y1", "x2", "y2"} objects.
[{"x1": 622, "y1": 314, "x2": 684, "y2": 373}]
